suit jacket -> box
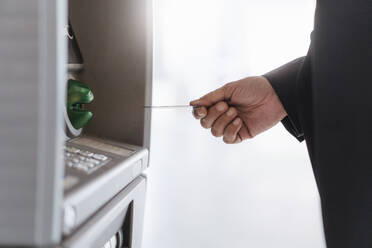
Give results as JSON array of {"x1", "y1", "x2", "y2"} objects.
[{"x1": 264, "y1": 1, "x2": 372, "y2": 247}]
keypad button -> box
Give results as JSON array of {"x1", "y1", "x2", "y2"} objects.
[
  {"x1": 86, "y1": 158, "x2": 100, "y2": 165},
  {"x1": 66, "y1": 147, "x2": 80, "y2": 154},
  {"x1": 78, "y1": 150, "x2": 94, "y2": 157},
  {"x1": 87, "y1": 164, "x2": 95, "y2": 169},
  {"x1": 79, "y1": 156, "x2": 86, "y2": 161},
  {"x1": 93, "y1": 154, "x2": 108, "y2": 161},
  {"x1": 87, "y1": 163, "x2": 95, "y2": 169},
  {"x1": 65, "y1": 146, "x2": 110, "y2": 174}
]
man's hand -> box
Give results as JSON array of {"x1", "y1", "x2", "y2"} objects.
[{"x1": 190, "y1": 76, "x2": 287, "y2": 144}]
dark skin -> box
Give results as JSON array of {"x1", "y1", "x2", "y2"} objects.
[{"x1": 190, "y1": 76, "x2": 287, "y2": 144}]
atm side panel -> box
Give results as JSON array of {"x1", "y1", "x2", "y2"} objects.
[{"x1": 0, "y1": 0, "x2": 66, "y2": 245}]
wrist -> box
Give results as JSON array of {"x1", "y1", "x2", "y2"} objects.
[{"x1": 260, "y1": 76, "x2": 288, "y2": 121}]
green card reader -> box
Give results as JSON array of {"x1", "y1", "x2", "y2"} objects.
[{"x1": 67, "y1": 79, "x2": 94, "y2": 130}]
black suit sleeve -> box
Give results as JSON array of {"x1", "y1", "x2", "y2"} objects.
[{"x1": 263, "y1": 57, "x2": 306, "y2": 142}]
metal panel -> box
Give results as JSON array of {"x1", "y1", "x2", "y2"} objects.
[
  {"x1": 63, "y1": 138, "x2": 148, "y2": 234},
  {"x1": 69, "y1": 0, "x2": 153, "y2": 148},
  {"x1": 62, "y1": 176, "x2": 147, "y2": 248},
  {"x1": 0, "y1": 0, "x2": 66, "y2": 245}
]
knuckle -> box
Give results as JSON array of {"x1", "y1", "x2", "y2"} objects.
[
  {"x1": 216, "y1": 101, "x2": 228, "y2": 112},
  {"x1": 226, "y1": 107, "x2": 237, "y2": 117},
  {"x1": 221, "y1": 101, "x2": 229, "y2": 108},
  {"x1": 230, "y1": 107, "x2": 237, "y2": 114}
]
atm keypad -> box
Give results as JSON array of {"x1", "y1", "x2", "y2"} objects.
[{"x1": 65, "y1": 146, "x2": 110, "y2": 174}]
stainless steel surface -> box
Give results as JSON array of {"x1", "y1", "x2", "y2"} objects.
[
  {"x1": 0, "y1": 0, "x2": 66, "y2": 245},
  {"x1": 62, "y1": 176, "x2": 147, "y2": 248},
  {"x1": 69, "y1": 0, "x2": 153, "y2": 148},
  {"x1": 71, "y1": 137, "x2": 135, "y2": 157},
  {"x1": 63, "y1": 136, "x2": 149, "y2": 235}
]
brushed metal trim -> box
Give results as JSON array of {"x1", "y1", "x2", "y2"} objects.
[{"x1": 62, "y1": 176, "x2": 147, "y2": 248}]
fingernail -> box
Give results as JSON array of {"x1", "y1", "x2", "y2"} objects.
[
  {"x1": 217, "y1": 104, "x2": 225, "y2": 111},
  {"x1": 233, "y1": 118, "x2": 240, "y2": 125},
  {"x1": 196, "y1": 110, "x2": 204, "y2": 117},
  {"x1": 227, "y1": 108, "x2": 234, "y2": 116}
]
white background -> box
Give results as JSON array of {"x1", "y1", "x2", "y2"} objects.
[{"x1": 143, "y1": 0, "x2": 326, "y2": 247}]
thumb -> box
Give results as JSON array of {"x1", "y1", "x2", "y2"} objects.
[{"x1": 190, "y1": 85, "x2": 230, "y2": 107}]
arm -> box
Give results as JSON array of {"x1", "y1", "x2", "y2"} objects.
[{"x1": 263, "y1": 57, "x2": 306, "y2": 142}]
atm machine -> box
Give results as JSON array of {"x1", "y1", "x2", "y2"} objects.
[{"x1": 0, "y1": 0, "x2": 152, "y2": 247}]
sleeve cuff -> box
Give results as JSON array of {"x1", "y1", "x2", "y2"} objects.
[
  {"x1": 281, "y1": 116, "x2": 304, "y2": 142},
  {"x1": 263, "y1": 58, "x2": 306, "y2": 142}
]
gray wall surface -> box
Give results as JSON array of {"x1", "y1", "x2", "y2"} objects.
[{"x1": 143, "y1": 0, "x2": 326, "y2": 247}]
